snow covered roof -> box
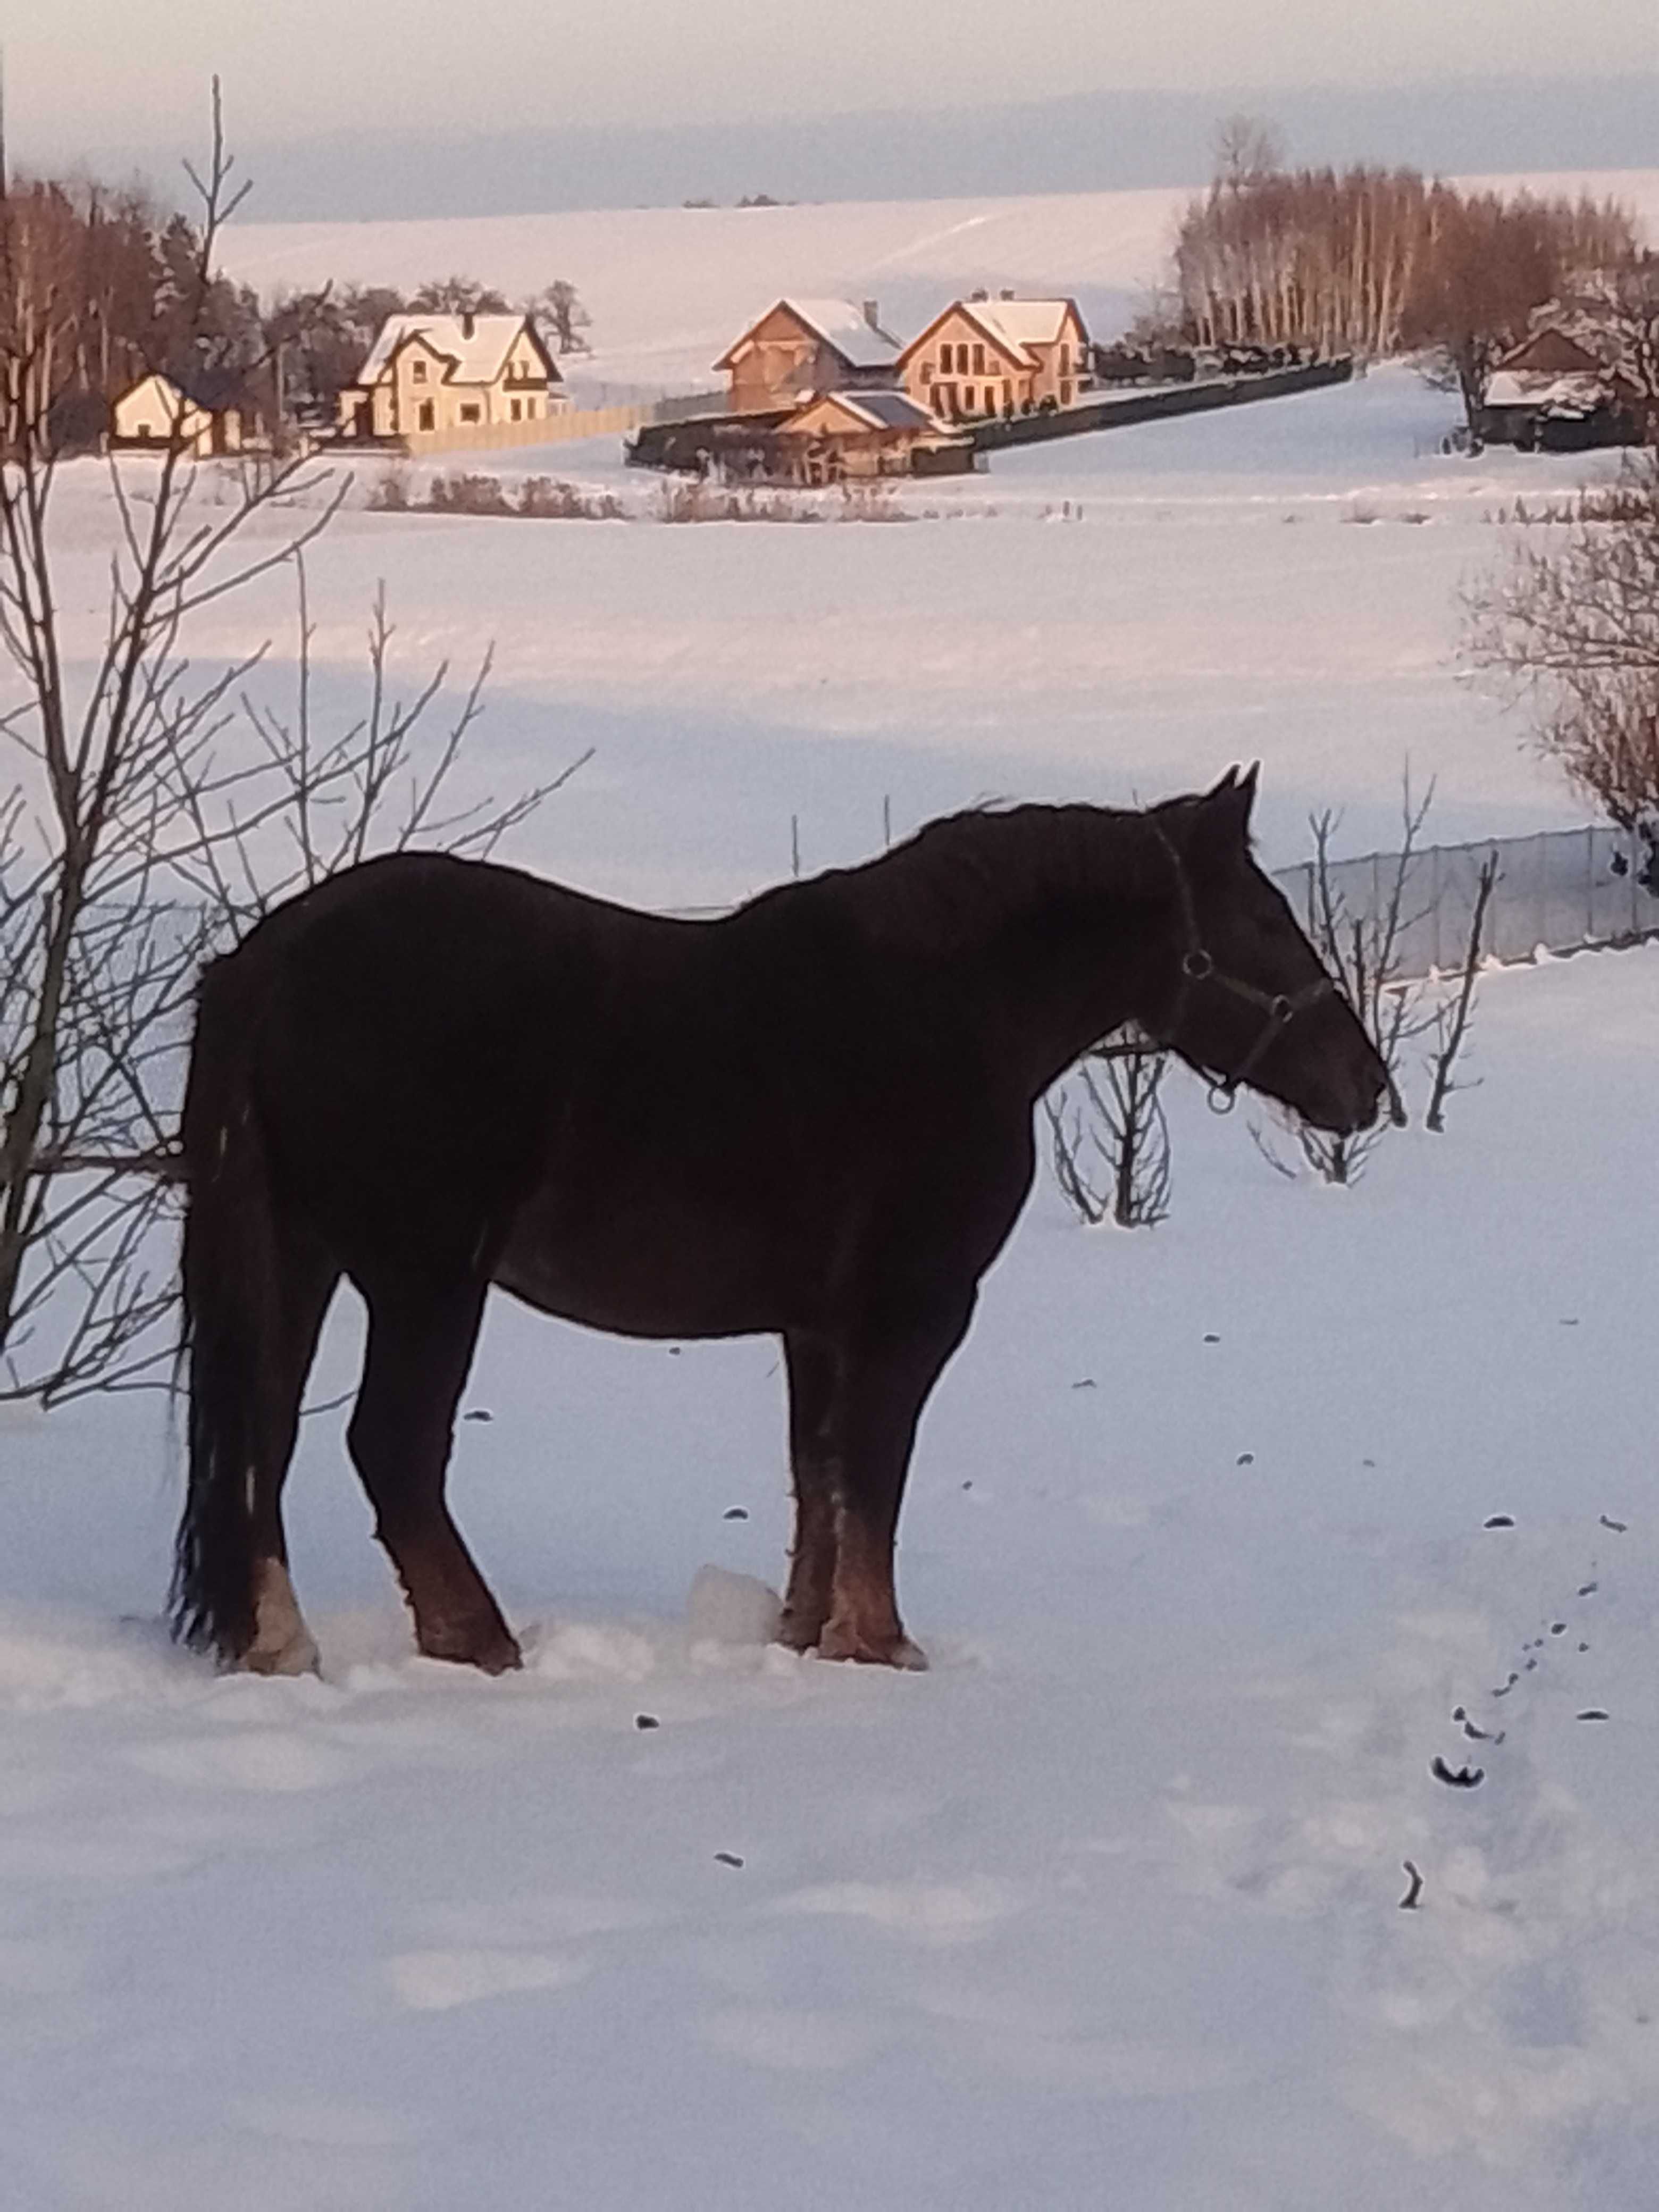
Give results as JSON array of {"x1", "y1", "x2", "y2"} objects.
[
  {"x1": 1484, "y1": 368, "x2": 1611, "y2": 413},
  {"x1": 356, "y1": 313, "x2": 548, "y2": 387},
  {"x1": 785, "y1": 389, "x2": 945, "y2": 435},
  {"x1": 971, "y1": 298, "x2": 1080, "y2": 353},
  {"x1": 898, "y1": 296, "x2": 1085, "y2": 368},
  {"x1": 719, "y1": 299, "x2": 900, "y2": 371}
]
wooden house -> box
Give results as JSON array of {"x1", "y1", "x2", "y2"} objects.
[
  {"x1": 110, "y1": 368, "x2": 252, "y2": 458},
  {"x1": 337, "y1": 312, "x2": 565, "y2": 446},
  {"x1": 897, "y1": 296, "x2": 1091, "y2": 423},
  {"x1": 774, "y1": 389, "x2": 973, "y2": 481},
  {"x1": 1478, "y1": 325, "x2": 1643, "y2": 450},
  {"x1": 715, "y1": 299, "x2": 901, "y2": 414}
]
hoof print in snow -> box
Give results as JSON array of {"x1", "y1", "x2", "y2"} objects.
[
  {"x1": 1071, "y1": 1378, "x2": 1097, "y2": 1389},
  {"x1": 1398, "y1": 1861, "x2": 1424, "y2": 1910},
  {"x1": 723, "y1": 1507, "x2": 749, "y2": 1520},
  {"x1": 634, "y1": 1713, "x2": 660, "y2": 1730},
  {"x1": 1576, "y1": 1709, "x2": 1610, "y2": 1723},
  {"x1": 1462, "y1": 1719, "x2": 1501, "y2": 1743},
  {"x1": 462, "y1": 1408, "x2": 493, "y2": 1422},
  {"x1": 1203, "y1": 1333, "x2": 1220, "y2": 1344},
  {"x1": 1551, "y1": 1623, "x2": 1567, "y2": 1636},
  {"x1": 714, "y1": 1851, "x2": 744, "y2": 1869},
  {"x1": 1579, "y1": 1642, "x2": 1590, "y2": 1653},
  {"x1": 1492, "y1": 1673, "x2": 1518, "y2": 1696},
  {"x1": 1599, "y1": 1514, "x2": 1628, "y2": 1533},
  {"x1": 1431, "y1": 1756, "x2": 1484, "y2": 1789},
  {"x1": 1482, "y1": 1514, "x2": 1514, "y2": 1529},
  {"x1": 1579, "y1": 1581, "x2": 1598, "y2": 1597},
  {"x1": 1236, "y1": 1452, "x2": 1255, "y2": 1468}
]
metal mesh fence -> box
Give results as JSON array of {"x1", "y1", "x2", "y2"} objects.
[{"x1": 1270, "y1": 824, "x2": 1657, "y2": 981}]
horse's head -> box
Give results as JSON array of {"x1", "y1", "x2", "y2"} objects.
[{"x1": 1144, "y1": 769, "x2": 1388, "y2": 1134}]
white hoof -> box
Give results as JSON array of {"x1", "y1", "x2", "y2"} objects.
[{"x1": 242, "y1": 1557, "x2": 321, "y2": 1677}]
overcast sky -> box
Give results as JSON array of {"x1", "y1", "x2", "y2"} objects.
[{"x1": 6, "y1": 0, "x2": 1657, "y2": 160}]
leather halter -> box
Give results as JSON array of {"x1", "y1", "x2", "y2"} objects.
[{"x1": 1146, "y1": 819, "x2": 1336, "y2": 1114}]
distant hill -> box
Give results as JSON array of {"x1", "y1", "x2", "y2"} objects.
[{"x1": 190, "y1": 75, "x2": 1659, "y2": 222}]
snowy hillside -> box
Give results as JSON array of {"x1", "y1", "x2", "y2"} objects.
[
  {"x1": 4, "y1": 322, "x2": 1659, "y2": 2208},
  {"x1": 221, "y1": 169, "x2": 1659, "y2": 394}
]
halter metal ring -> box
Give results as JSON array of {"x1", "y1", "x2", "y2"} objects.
[{"x1": 1182, "y1": 949, "x2": 1214, "y2": 981}]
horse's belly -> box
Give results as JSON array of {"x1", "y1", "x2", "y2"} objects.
[{"x1": 492, "y1": 1192, "x2": 789, "y2": 1340}]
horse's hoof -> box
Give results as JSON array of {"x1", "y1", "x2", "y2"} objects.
[
  {"x1": 816, "y1": 1622, "x2": 929, "y2": 1670},
  {"x1": 241, "y1": 1628, "x2": 321, "y2": 1678},
  {"x1": 774, "y1": 1610, "x2": 827, "y2": 1654},
  {"x1": 418, "y1": 1624, "x2": 523, "y2": 1674}
]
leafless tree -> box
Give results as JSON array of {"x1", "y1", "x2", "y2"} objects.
[
  {"x1": 0, "y1": 93, "x2": 574, "y2": 1404},
  {"x1": 1465, "y1": 450, "x2": 1659, "y2": 884},
  {"x1": 1423, "y1": 849, "x2": 1500, "y2": 1133},
  {"x1": 1259, "y1": 786, "x2": 1433, "y2": 1185},
  {"x1": 1045, "y1": 1029, "x2": 1171, "y2": 1228}
]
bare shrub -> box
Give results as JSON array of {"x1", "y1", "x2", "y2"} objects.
[
  {"x1": 366, "y1": 466, "x2": 412, "y2": 512},
  {"x1": 1465, "y1": 449, "x2": 1659, "y2": 885},
  {"x1": 426, "y1": 472, "x2": 513, "y2": 516},
  {"x1": 1045, "y1": 1032, "x2": 1171, "y2": 1228},
  {"x1": 516, "y1": 475, "x2": 624, "y2": 520},
  {"x1": 0, "y1": 96, "x2": 574, "y2": 1404},
  {"x1": 1424, "y1": 849, "x2": 1500, "y2": 1132}
]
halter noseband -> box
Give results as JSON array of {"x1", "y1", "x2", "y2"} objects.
[{"x1": 1149, "y1": 822, "x2": 1336, "y2": 1114}]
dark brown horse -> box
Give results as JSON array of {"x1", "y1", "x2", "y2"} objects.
[{"x1": 173, "y1": 770, "x2": 1386, "y2": 1677}]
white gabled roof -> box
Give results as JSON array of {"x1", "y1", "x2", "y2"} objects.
[
  {"x1": 1484, "y1": 368, "x2": 1609, "y2": 412},
  {"x1": 357, "y1": 313, "x2": 548, "y2": 388},
  {"x1": 722, "y1": 298, "x2": 901, "y2": 371},
  {"x1": 971, "y1": 298, "x2": 1080, "y2": 352},
  {"x1": 898, "y1": 296, "x2": 1084, "y2": 370}
]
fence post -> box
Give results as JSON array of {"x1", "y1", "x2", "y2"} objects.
[{"x1": 1586, "y1": 823, "x2": 1596, "y2": 945}]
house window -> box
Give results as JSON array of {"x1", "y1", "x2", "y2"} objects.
[
  {"x1": 1002, "y1": 381, "x2": 1011, "y2": 410},
  {"x1": 963, "y1": 386, "x2": 976, "y2": 414},
  {"x1": 510, "y1": 398, "x2": 522, "y2": 421},
  {"x1": 972, "y1": 343, "x2": 985, "y2": 375},
  {"x1": 1061, "y1": 381, "x2": 1073, "y2": 405},
  {"x1": 940, "y1": 342, "x2": 954, "y2": 373},
  {"x1": 412, "y1": 359, "x2": 428, "y2": 382},
  {"x1": 460, "y1": 403, "x2": 481, "y2": 422},
  {"x1": 417, "y1": 400, "x2": 435, "y2": 431}
]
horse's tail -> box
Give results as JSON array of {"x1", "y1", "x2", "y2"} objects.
[{"x1": 171, "y1": 950, "x2": 280, "y2": 1663}]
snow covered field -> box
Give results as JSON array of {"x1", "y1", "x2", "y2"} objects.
[
  {"x1": 219, "y1": 169, "x2": 1659, "y2": 396},
  {"x1": 5, "y1": 212, "x2": 1659, "y2": 2204}
]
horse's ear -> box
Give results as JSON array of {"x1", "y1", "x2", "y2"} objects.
[{"x1": 1198, "y1": 765, "x2": 1258, "y2": 843}]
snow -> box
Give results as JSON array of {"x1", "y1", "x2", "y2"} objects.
[
  {"x1": 7, "y1": 181, "x2": 1659, "y2": 2206},
  {"x1": 219, "y1": 170, "x2": 1659, "y2": 396}
]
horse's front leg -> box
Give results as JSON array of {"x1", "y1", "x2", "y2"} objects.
[
  {"x1": 815, "y1": 1295, "x2": 976, "y2": 1671},
  {"x1": 778, "y1": 1329, "x2": 840, "y2": 1652},
  {"x1": 347, "y1": 1268, "x2": 522, "y2": 1674}
]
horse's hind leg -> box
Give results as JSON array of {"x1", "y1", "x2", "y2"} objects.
[
  {"x1": 347, "y1": 1269, "x2": 520, "y2": 1674},
  {"x1": 245, "y1": 1228, "x2": 338, "y2": 1677},
  {"x1": 778, "y1": 1329, "x2": 841, "y2": 1652}
]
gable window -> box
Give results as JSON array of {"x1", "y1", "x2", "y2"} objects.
[
  {"x1": 412, "y1": 358, "x2": 428, "y2": 382},
  {"x1": 972, "y1": 343, "x2": 985, "y2": 375}
]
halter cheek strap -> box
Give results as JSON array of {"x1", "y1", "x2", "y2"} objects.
[{"x1": 1150, "y1": 824, "x2": 1336, "y2": 1113}]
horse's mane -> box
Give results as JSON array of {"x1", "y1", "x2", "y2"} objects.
[{"x1": 826, "y1": 802, "x2": 1184, "y2": 957}]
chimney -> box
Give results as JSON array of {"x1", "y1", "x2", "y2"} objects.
[
  {"x1": 1000, "y1": 288, "x2": 1015, "y2": 300},
  {"x1": 970, "y1": 288, "x2": 988, "y2": 301},
  {"x1": 862, "y1": 299, "x2": 880, "y2": 330}
]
